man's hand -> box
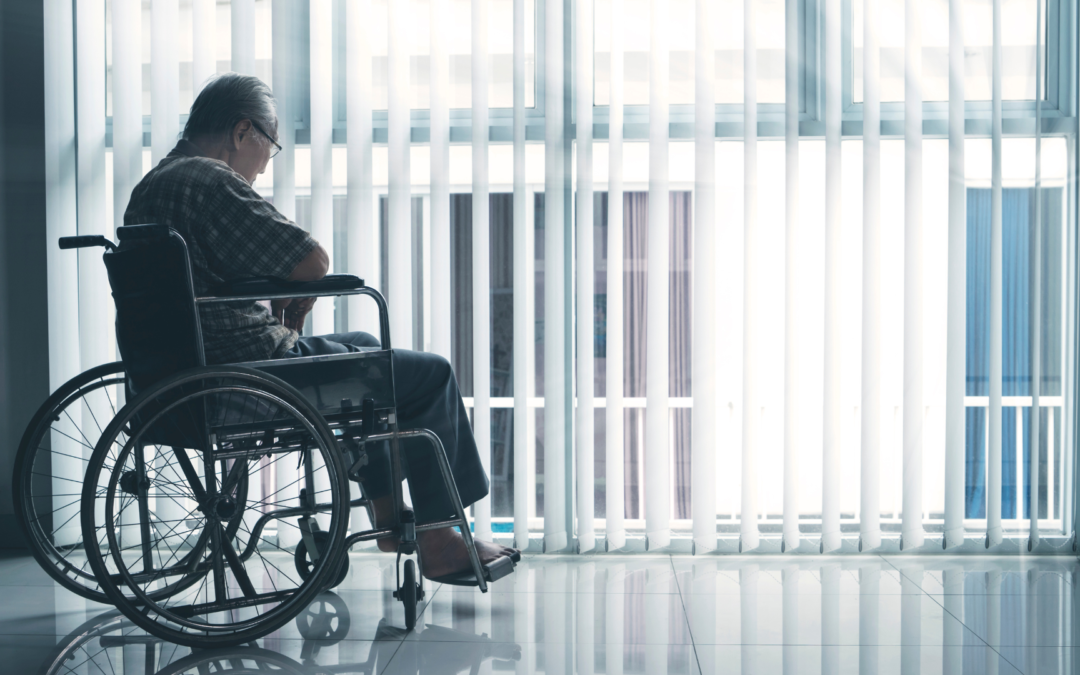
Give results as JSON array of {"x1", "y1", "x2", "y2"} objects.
[
  {"x1": 271, "y1": 298, "x2": 293, "y2": 325},
  {"x1": 283, "y1": 297, "x2": 316, "y2": 331}
]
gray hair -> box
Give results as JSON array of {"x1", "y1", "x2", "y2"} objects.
[{"x1": 183, "y1": 72, "x2": 277, "y2": 143}]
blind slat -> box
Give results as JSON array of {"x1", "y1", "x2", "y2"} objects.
[
  {"x1": 310, "y1": 0, "x2": 334, "y2": 335},
  {"x1": 646, "y1": 0, "x2": 671, "y2": 551},
  {"x1": 192, "y1": 0, "x2": 215, "y2": 97},
  {"x1": 272, "y1": 0, "x2": 296, "y2": 223},
  {"x1": 860, "y1": 0, "x2": 882, "y2": 552},
  {"x1": 77, "y1": 0, "x2": 111, "y2": 375},
  {"x1": 512, "y1": 0, "x2": 530, "y2": 550},
  {"x1": 944, "y1": 0, "x2": 967, "y2": 550},
  {"x1": 388, "y1": 0, "x2": 412, "y2": 348},
  {"x1": 575, "y1": 0, "x2": 596, "y2": 553},
  {"x1": 430, "y1": 0, "x2": 451, "y2": 357},
  {"x1": 692, "y1": 0, "x2": 717, "y2": 554},
  {"x1": 543, "y1": 0, "x2": 568, "y2": 553},
  {"x1": 232, "y1": 0, "x2": 255, "y2": 76},
  {"x1": 782, "y1": 0, "x2": 801, "y2": 553},
  {"x1": 45, "y1": 0, "x2": 83, "y2": 546},
  {"x1": 902, "y1": 0, "x2": 926, "y2": 550},
  {"x1": 606, "y1": 0, "x2": 627, "y2": 551},
  {"x1": 272, "y1": 0, "x2": 302, "y2": 548},
  {"x1": 740, "y1": 0, "x2": 759, "y2": 552},
  {"x1": 1029, "y1": 0, "x2": 1044, "y2": 548},
  {"x1": 151, "y1": 0, "x2": 179, "y2": 166},
  {"x1": 986, "y1": 0, "x2": 1004, "y2": 548},
  {"x1": 822, "y1": 0, "x2": 842, "y2": 554},
  {"x1": 472, "y1": 0, "x2": 492, "y2": 543},
  {"x1": 112, "y1": 0, "x2": 141, "y2": 233}
]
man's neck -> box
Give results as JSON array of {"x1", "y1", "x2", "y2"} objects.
[{"x1": 187, "y1": 137, "x2": 231, "y2": 164}]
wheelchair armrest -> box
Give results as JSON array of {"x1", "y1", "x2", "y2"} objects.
[
  {"x1": 199, "y1": 274, "x2": 391, "y2": 350},
  {"x1": 206, "y1": 274, "x2": 365, "y2": 300}
]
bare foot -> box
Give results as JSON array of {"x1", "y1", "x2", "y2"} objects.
[
  {"x1": 418, "y1": 527, "x2": 520, "y2": 580},
  {"x1": 369, "y1": 496, "x2": 522, "y2": 576}
]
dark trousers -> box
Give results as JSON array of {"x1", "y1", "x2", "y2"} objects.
[{"x1": 282, "y1": 332, "x2": 488, "y2": 523}]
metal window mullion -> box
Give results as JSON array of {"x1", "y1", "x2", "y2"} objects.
[
  {"x1": 646, "y1": 0, "x2": 671, "y2": 551},
  {"x1": 901, "y1": 0, "x2": 926, "y2": 550},
  {"x1": 943, "y1": 0, "x2": 967, "y2": 550},
  {"x1": 473, "y1": 0, "x2": 493, "y2": 543},
  {"x1": 232, "y1": 0, "x2": 256, "y2": 76},
  {"x1": 606, "y1": 0, "x2": 626, "y2": 552},
  {"x1": 192, "y1": 0, "x2": 215, "y2": 97},
  {"x1": 859, "y1": 0, "x2": 882, "y2": 552},
  {"x1": 310, "y1": 0, "x2": 334, "y2": 335},
  {"x1": 691, "y1": 0, "x2": 717, "y2": 555},
  {"x1": 575, "y1": 0, "x2": 596, "y2": 554},
  {"x1": 543, "y1": 0, "x2": 568, "y2": 553}
]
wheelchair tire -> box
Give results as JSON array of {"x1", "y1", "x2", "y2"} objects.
[
  {"x1": 82, "y1": 365, "x2": 351, "y2": 649},
  {"x1": 401, "y1": 558, "x2": 418, "y2": 630},
  {"x1": 12, "y1": 361, "x2": 126, "y2": 603},
  {"x1": 294, "y1": 530, "x2": 349, "y2": 589}
]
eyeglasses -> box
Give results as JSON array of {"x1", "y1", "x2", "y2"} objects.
[{"x1": 251, "y1": 121, "x2": 282, "y2": 159}]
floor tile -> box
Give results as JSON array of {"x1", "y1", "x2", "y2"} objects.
[
  {"x1": 682, "y1": 589, "x2": 989, "y2": 647},
  {"x1": 411, "y1": 582, "x2": 697, "y2": 646},
  {"x1": 692, "y1": 645, "x2": 1025, "y2": 675},
  {"x1": 382, "y1": 639, "x2": 701, "y2": 675}
]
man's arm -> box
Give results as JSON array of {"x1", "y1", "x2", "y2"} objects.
[
  {"x1": 272, "y1": 244, "x2": 329, "y2": 330},
  {"x1": 287, "y1": 244, "x2": 329, "y2": 281}
]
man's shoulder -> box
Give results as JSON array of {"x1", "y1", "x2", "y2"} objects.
[{"x1": 151, "y1": 155, "x2": 244, "y2": 190}]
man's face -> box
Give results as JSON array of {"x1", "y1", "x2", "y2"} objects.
[{"x1": 229, "y1": 119, "x2": 277, "y2": 185}]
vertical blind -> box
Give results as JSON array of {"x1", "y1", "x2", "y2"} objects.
[{"x1": 45, "y1": 0, "x2": 1078, "y2": 554}]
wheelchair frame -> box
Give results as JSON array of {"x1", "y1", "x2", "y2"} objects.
[{"x1": 17, "y1": 224, "x2": 515, "y2": 648}]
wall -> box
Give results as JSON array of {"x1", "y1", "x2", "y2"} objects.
[{"x1": 0, "y1": 2, "x2": 48, "y2": 549}]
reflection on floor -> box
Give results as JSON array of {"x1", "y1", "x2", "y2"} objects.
[{"x1": 0, "y1": 550, "x2": 1077, "y2": 674}]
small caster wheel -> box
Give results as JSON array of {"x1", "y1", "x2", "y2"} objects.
[
  {"x1": 295, "y1": 531, "x2": 349, "y2": 588},
  {"x1": 401, "y1": 559, "x2": 418, "y2": 630}
]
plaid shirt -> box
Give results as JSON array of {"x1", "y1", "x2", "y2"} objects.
[{"x1": 124, "y1": 140, "x2": 317, "y2": 364}]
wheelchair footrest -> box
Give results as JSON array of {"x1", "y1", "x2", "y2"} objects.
[{"x1": 427, "y1": 555, "x2": 517, "y2": 587}]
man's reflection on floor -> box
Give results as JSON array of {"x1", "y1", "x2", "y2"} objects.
[{"x1": 38, "y1": 591, "x2": 520, "y2": 675}]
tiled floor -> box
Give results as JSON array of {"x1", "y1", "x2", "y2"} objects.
[{"x1": 0, "y1": 550, "x2": 1077, "y2": 674}]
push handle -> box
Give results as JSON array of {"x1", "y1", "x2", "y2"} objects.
[{"x1": 59, "y1": 235, "x2": 115, "y2": 251}]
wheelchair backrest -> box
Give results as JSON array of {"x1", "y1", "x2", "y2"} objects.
[{"x1": 103, "y1": 224, "x2": 205, "y2": 394}]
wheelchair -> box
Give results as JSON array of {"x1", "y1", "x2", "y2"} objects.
[{"x1": 14, "y1": 223, "x2": 517, "y2": 648}]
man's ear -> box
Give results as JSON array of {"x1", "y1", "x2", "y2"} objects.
[{"x1": 230, "y1": 119, "x2": 253, "y2": 150}]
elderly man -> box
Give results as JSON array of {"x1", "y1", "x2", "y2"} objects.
[{"x1": 124, "y1": 73, "x2": 517, "y2": 580}]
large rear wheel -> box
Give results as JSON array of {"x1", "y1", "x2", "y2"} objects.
[
  {"x1": 13, "y1": 362, "x2": 126, "y2": 602},
  {"x1": 82, "y1": 366, "x2": 351, "y2": 648}
]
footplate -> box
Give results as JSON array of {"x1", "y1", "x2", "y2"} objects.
[{"x1": 427, "y1": 555, "x2": 517, "y2": 588}]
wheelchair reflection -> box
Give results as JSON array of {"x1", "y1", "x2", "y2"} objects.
[{"x1": 39, "y1": 591, "x2": 522, "y2": 675}]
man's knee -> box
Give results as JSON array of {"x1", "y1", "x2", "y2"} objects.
[{"x1": 340, "y1": 331, "x2": 381, "y2": 348}]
